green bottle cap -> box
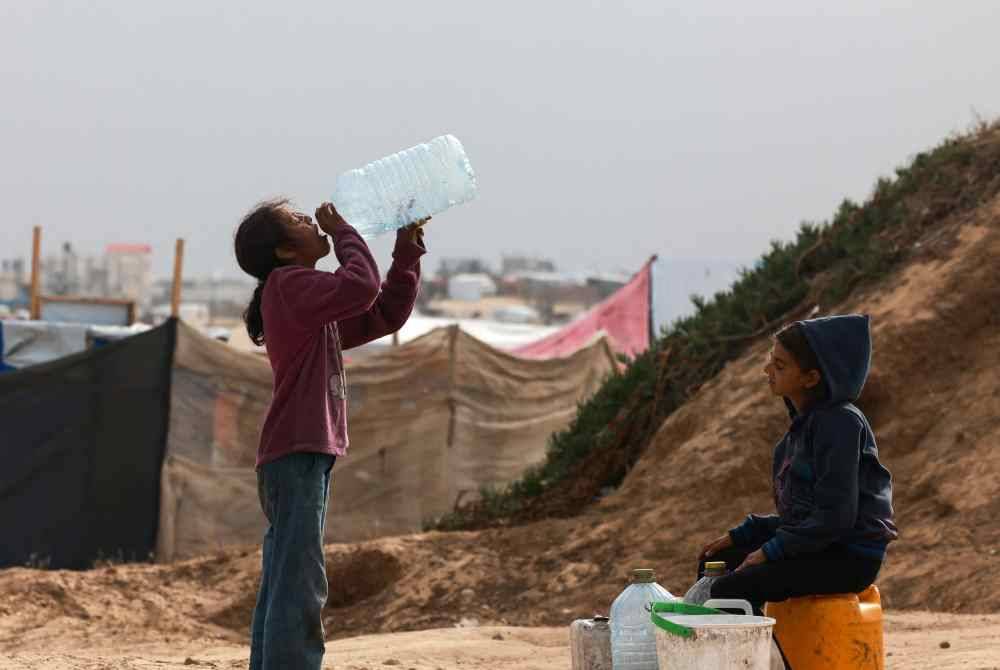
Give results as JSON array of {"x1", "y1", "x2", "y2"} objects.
[{"x1": 631, "y1": 568, "x2": 656, "y2": 583}]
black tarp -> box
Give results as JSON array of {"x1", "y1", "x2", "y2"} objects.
[{"x1": 0, "y1": 319, "x2": 176, "y2": 569}]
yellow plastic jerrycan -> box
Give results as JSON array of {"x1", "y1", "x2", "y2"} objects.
[{"x1": 764, "y1": 585, "x2": 885, "y2": 670}]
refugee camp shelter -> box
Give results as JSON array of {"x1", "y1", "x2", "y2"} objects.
[
  {"x1": 0, "y1": 258, "x2": 654, "y2": 567},
  {"x1": 0, "y1": 319, "x2": 618, "y2": 567}
]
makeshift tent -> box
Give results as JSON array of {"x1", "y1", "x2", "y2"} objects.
[
  {"x1": 158, "y1": 322, "x2": 618, "y2": 560},
  {"x1": 512, "y1": 256, "x2": 656, "y2": 359},
  {"x1": 0, "y1": 320, "x2": 150, "y2": 372},
  {"x1": 1, "y1": 316, "x2": 619, "y2": 566},
  {"x1": 0, "y1": 321, "x2": 175, "y2": 569}
]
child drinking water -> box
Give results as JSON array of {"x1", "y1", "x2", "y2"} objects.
[
  {"x1": 234, "y1": 199, "x2": 427, "y2": 670},
  {"x1": 698, "y1": 315, "x2": 897, "y2": 617}
]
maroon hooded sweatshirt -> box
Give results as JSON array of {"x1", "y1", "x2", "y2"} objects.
[{"x1": 256, "y1": 223, "x2": 425, "y2": 467}]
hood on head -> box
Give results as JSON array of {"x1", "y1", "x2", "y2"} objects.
[{"x1": 796, "y1": 314, "x2": 872, "y2": 406}]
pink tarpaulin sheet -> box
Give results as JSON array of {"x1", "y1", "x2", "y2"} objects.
[{"x1": 512, "y1": 257, "x2": 655, "y2": 360}]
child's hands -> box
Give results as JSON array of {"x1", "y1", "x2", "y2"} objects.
[
  {"x1": 736, "y1": 548, "x2": 767, "y2": 571},
  {"x1": 699, "y1": 534, "x2": 734, "y2": 560},
  {"x1": 316, "y1": 202, "x2": 348, "y2": 236},
  {"x1": 401, "y1": 216, "x2": 430, "y2": 244}
]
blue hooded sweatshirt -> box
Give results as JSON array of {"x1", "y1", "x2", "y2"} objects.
[{"x1": 729, "y1": 314, "x2": 898, "y2": 561}]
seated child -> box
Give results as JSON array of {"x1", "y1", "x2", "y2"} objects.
[{"x1": 698, "y1": 315, "x2": 897, "y2": 616}]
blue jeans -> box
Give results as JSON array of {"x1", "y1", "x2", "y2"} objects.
[{"x1": 250, "y1": 452, "x2": 336, "y2": 670}]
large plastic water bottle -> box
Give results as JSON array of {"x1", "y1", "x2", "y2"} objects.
[
  {"x1": 683, "y1": 560, "x2": 729, "y2": 606},
  {"x1": 331, "y1": 134, "x2": 478, "y2": 238},
  {"x1": 610, "y1": 568, "x2": 675, "y2": 670}
]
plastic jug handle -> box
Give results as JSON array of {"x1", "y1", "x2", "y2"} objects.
[
  {"x1": 702, "y1": 598, "x2": 753, "y2": 615},
  {"x1": 648, "y1": 601, "x2": 722, "y2": 638}
]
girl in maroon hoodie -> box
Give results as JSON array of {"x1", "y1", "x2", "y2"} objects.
[{"x1": 234, "y1": 199, "x2": 426, "y2": 670}]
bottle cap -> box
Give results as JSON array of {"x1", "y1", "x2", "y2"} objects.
[
  {"x1": 631, "y1": 568, "x2": 656, "y2": 583},
  {"x1": 705, "y1": 561, "x2": 727, "y2": 575}
]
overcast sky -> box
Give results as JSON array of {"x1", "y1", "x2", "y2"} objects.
[{"x1": 2, "y1": 1, "x2": 999, "y2": 323}]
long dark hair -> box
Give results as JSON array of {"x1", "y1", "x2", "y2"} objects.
[
  {"x1": 774, "y1": 322, "x2": 828, "y2": 407},
  {"x1": 234, "y1": 198, "x2": 290, "y2": 346}
]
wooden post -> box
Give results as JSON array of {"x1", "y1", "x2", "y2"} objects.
[
  {"x1": 170, "y1": 238, "x2": 185, "y2": 318},
  {"x1": 30, "y1": 226, "x2": 41, "y2": 320}
]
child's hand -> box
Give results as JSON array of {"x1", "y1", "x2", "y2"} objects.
[
  {"x1": 401, "y1": 216, "x2": 430, "y2": 244},
  {"x1": 316, "y1": 202, "x2": 348, "y2": 236},
  {"x1": 699, "y1": 534, "x2": 734, "y2": 560},
  {"x1": 736, "y1": 549, "x2": 768, "y2": 571}
]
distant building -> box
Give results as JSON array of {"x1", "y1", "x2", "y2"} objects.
[
  {"x1": 437, "y1": 257, "x2": 490, "y2": 278},
  {"x1": 504, "y1": 270, "x2": 581, "y2": 289},
  {"x1": 0, "y1": 259, "x2": 27, "y2": 306},
  {"x1": 83, "y1": 256, "x2": 109, "y2": 296},
  {"x1": 151, "y1": 276, "x2": 255, "y2": 320},
  {"x1": 10, "y1": 240, "x2": 156, "y2": 317},
  {"x1": 38, "y1": 245, "x2": 111, "y2": 298},
  {"x1": 151, "y1": 302, "x2": 210, "y2": 327},
  {"x1": 586, "y1": 273, "x2": 629, "y2": 300},
  {"x1": 40, "y1": 243, "x2": 85, "y2": 296},
  {"x1": 492, "y1": 303, "x2": 541, "y2": 324},
  {"x1": 448, "y1": 273, "x2": 498, "y2": 301},
  {"x1": 106, "y1": 244, "x2": 153, "y2": 312},
  {"x1": 501, "y1": 255, "x2": 556, "y2": 275}
]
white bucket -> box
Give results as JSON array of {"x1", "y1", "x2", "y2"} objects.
[{"x1": 650, "y1": 600, "x2": 776, "y2": 670}]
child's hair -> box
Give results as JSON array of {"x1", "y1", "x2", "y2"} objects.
[
  {"x1": 234, "y1": 198, "x2": 290, "y2": 346},
  {"x1": 774, "y1": 322, "x2": 828, "y2": 406}
]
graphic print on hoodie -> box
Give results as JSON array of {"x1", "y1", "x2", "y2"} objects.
[{"x1": 730, "y1": 314, "x2": 898, "y2": 561}]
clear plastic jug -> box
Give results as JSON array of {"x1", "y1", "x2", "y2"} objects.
[
  {"x1": 683, "y1": 560, "x2": 728, "y2": 606},
  {"x1": 609, "y1": 568, "x2": 675, "y2": 670},
  {"x1": 331, "y1": 134, "x2": 478, "y2": 238}
]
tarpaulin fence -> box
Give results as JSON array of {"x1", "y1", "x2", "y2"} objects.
[
  {"x1": 0, "y1": 320, "x2": 175, "y2": 569},
  {"x1": 0, "y1": 318, "x2": 618, "y2": 565},
  {"x1": 157, "y1": 323, "x2": 618, "y2": 560}
]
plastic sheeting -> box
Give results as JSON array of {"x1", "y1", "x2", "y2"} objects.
[
  {"x1": 0, "y1": 320, "x2": 151, "y2": 371},
  {"x1": 156, "y1": 322, "x2": 619, "y2": 560},
  {"x1": 512, "y1": 257, "x2": 655, "y2": 359},
  {"x1": 0, "y1": 320, "x2": 89, "y2": 370},
  {"x1": 0, "y1": 321, "x2": 175, "y2": 569}
]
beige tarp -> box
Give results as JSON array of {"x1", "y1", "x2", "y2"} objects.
[{"x1": 156, "y1": 322, "x2": 617, "y2": 561}]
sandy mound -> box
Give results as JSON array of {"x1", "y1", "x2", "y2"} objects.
[{"x1": 607, "y1": 215, "x2": 1000, "y2": 614}]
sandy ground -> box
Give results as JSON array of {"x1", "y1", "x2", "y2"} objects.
[{"x1": 2, "y1": 613, "x2": 998, "y2": 670}]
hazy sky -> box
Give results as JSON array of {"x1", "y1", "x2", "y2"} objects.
[{"x1": 3, "y1": 2, "x2": 999, "y2": 309}]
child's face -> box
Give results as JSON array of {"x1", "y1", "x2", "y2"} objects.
[
  {"x1": 763, "y1": 342, "x2": 821, "y2": 400},
  {"x1": 276, "y1": 207, "x2": 331, "y2": 266}
]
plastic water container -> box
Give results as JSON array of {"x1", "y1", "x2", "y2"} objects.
[
  {"x1": 683, "y1": 561, "x2": 728, "y2": 606},
  {"x1": 331, "y1": 134, "x2": 478, "y2": 238},
  {"x1": 570, "y1": 616, "x2": 612, "y2": 670},
  {"x1": 764, "y1": 584, "x2": 884, "y2": 669},
  {"x1": 610, "y1": 568, "x2": 675, "y2": 670},
  {"x1": 650, "y1": 599, "x2": 777, "y2": 670}
]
